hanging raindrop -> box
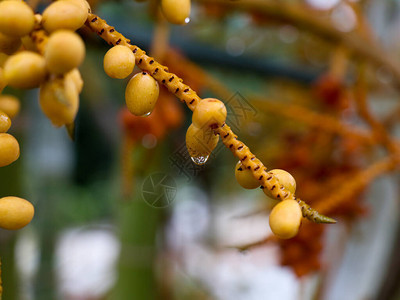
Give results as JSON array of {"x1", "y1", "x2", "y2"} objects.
[
  {"x1": 190, "y1": 155, "x2": 209, "y2": 166},
  {"x1": 141, "y1": 111, "x2": 151, "y2": 117}
]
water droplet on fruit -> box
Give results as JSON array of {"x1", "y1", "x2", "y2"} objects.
[
  {"x1": 191, "y1": 155, "x2": 208, "y2": 166},
  {"x1": 185, "y1": 17, "x2": 190, "y2": 24},
  {"x1": 142, "y1": 111, "x2": 151, "y2": 117}
]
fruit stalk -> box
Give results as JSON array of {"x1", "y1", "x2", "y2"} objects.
[
  {"x1": 85, "y1": 13, "x2": 201, "y2": 111},
  {"x1": 216, "y1": 124, "x2": 336, "y2": 223},
  {"x1": 85, "y1": 13, "x2": 335, "y2": 224}
]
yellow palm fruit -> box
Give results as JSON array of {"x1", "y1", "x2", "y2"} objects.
[
  {"x1": 264, "y1": 169, "x2": 296, "y2": 198},
  {"x1": 192, "y1": 98, "x2": 227, "y2": 129},
  {"x1": 0, "y1": 196, "x2": 34, "y2": 230},
  {"x1": 0, "y1": 133, "x2": 20, "y2": 167},
  {"x1": 270, "y1": 169, "x2": 296, "y2": 194},
  {"x1": 125, "y1": 72, "x2": 159, "y2": 116},
  {"x1": 0, "y1": 32, "x2": 21, "y2": 55},
  {"x1": 103, "y1": 45, "x2": 135, "y2": 79},
  {"x1": 0, "y1": 110, "x2": 11, "y2": 133},
  {"x1": 161, "y1": 0, "x2": 191, "y2": 25},
  {"x1": 0, "y1": 95, "x2": 20, "y2": 119},
  {"x1": 269, "y1": 199, "x2": 302, "y2": 239},
  {"x1": 42, "y1": 0, "x2": 88, "y2": 33},
  {"x1": 4, "y1": 51, "x2": 47, "y2": 89},
  {"x1": 39, "y1": 75, "x2": 79, "y2": 127},
  {"x1": 235, "y1": 161, "x2": 260, "y2": 189},
  {"x1": 66, "y1": 68, "x2": 83, "y2": 93},
  {"x1": 186, "y1": 123, "x2": 219, "y2": 165},
  {"x1": 0, "y1": 1, "x2": 35, "y2": 37},
  {"x1": 45, "y1": 30, "x2": 85, "y2": 75},
  {"x1": 63, "y1": 0, "x2": 91, "y2": 13}
]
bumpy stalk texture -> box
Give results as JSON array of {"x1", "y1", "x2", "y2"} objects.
[
  {"x1": 86, "y1": 13, "x2": 201, "y2": 111},
  {"x1": 85, "y1": 13, "x2": 336, "y2": 224}
]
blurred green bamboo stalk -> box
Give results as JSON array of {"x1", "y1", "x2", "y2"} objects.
[{"x1": 110, "y1": 188, "x2": 161, "y2": 300}]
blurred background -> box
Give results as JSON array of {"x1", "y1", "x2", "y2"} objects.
[{"x1": 2, "y1": 0, "x2": 400, "y2": 299}]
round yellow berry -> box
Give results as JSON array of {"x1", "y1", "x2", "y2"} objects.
[
  {"x1": 66, "y1": 68, "x2": 83, "y2": 93},
  {"x1": 264, "y1": 169, "x2": 296, "y2": 198},
  {"x1": 0, "y1": 110, "x2": 11, "y2": 133},
  {"x1": 103, "y1": 45, "x2": 135, "y2": 79},
  {"x1": 186, "y1": 123, "x2": 219, "y2": 164},
  {"x1": 125, "y1": 72, "x2": 159, "y2": 116},
  {"x1": 39, "y1": 75, "x2": 79, "y2": 127},
  {"x1": 0, "y1": 1, "x2": 35, "y2": 37},
  {"x1": 269, "y1": 169, "x2": 296, "y2": 195},
  {"x1": 4, "y1": 51, "x2": 47, "y2": 89},
  {"x1": 235, "y1": 161, "x2": 260, "y2": 189},
  {"x1": 63, "y1": 0, "x2": 91, "y2": 13},
  {"x1": 0, "y1": 95, "x2": 20, "y2": 119},
  {"x1": 45, "y1": 30, "x2": 85, "y2": 75},
  {"x1": 42, "y1": 0, "x2": 88, "y2": 33},
  {"x1": 0, "y1": 196, "x2": 34, "y2": 230},
  {"x1": 161, "y1": 0, "x2": 191, "y2": 25},
  {"x1": 0, "y1": 133, "x2": 20, "y2": 167},
  {"x1": 269, "y1": 199, "x2": 302, "y2": 239},
  {"x1": 192, "y1": 98, "x2": 227, "y2": 129}
]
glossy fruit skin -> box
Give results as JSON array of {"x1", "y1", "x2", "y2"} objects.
[
  {"x1": 0, "y1": 110, "x2": 11, "y2": 133},
  {"x1": 125, "y1": 72, "x2": 159, "y2": 116},
  {"x1": 0, "y1": 1, "x2": 35, "y2": 37},
  {"x1": 186, "y1": 123, "x2": 219, "y2": 159},
  {"x1": 39, "y1": 75, "x2": 79, "y2": 127},
  {"x1": 0, "y1": 95, "x2": 20, "y2": 119},
  {"x1": 64, "y1": 0, "x2": 91, "y2": 13},
  {"x1": 0, "y1": 133, "x2": 20, "y2": 167},
  {"x1": 103, "y1": 45, "x2": 135, "y2": 79},
  {"x1": 0, "y1": 196, "x2": 34, "y2": 230},
  {"x1": 235, "y1": 161, "x2": 260, "y2": 189},
  {"x1": 66, "y1": 68, "x2": 83, "y2": 93},
  {"x1": 264, "y1": 169, "x2": 297, "y2": 198},
  {"x1": 45, "y1": 30, "x2": 85, "y2": 75},
  {"x1": 161, "y1": 0, "x2": 191, "y2": 25},
  {"x1": 42, "y1": 1, "x2": 88, "y2": 33},
  {"x1": 269, "y1": 199, "x2": 302, "y2": 239},
  {"x1": 0, "y1": 32, "x2": 21, "y2": 55},
  {"x1": 192, "y1": 98, "x2": 227, "y2": 129},
  {"x1": 4, "y1": 51, "x2": 47, "y2": 89},
  {"x1": 270, "y1": 169, "x2": 296, "y2": 194}
]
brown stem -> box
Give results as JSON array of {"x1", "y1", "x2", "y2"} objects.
[
  {"x1": 314, "y1": 156, "x2": 396, "y2": 214},
  {"x1": 230, "y1": 236, "x2": 275, "y2": 252},
  {"x1": 353, "y1": 63, "x2": 400, "y2": 158},
  {"x1": 251, "y1": 97, "x2": 376, "y2": 146}
]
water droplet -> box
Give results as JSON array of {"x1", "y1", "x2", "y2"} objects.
[
  {"x1": 191, "y1": 155, "x2": 209, "y2": 166},
  {"x1": 184, "y1": 17, "x2": 190, "y2": 24},
  {"x1": 142, "y1": 111, "x2": 151, "y2": 117}
]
